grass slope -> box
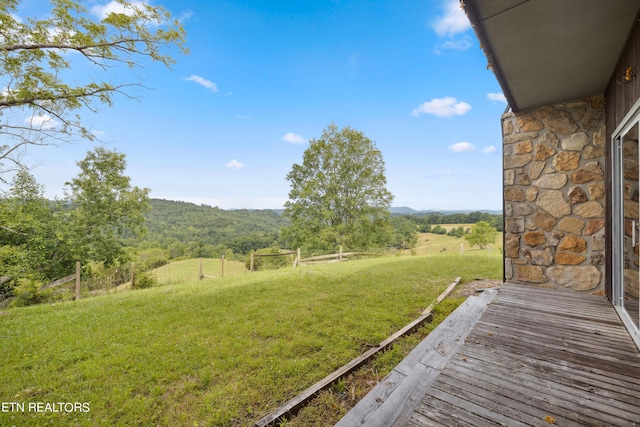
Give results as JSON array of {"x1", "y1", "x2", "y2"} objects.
[{"x1": 0, "y1": 255, "x2": 500, "y2": 426}]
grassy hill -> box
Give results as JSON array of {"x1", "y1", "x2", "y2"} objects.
[
  {"x1": 144, "y1": 198, "x2": 284, "y2": 254},
  {"x1": 0, "y1": 255, "x2": 500, "y2": 426}
]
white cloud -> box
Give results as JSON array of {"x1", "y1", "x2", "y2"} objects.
[
  {"x1": 91, "y1": 1, "x2": 147, "y2": 19},
  {"x1": 25, "y1": 114, "x2": 58, "y2": 130},
  {"x1": 225, "y1": 159, "x2": 246, "y2": 169},
  {"x1": 184, "y1": 75, "x2": 219, "y2": 92},
  {"x1": 432, "y1": 0, "x2": 471, "y2": 37},
  {"x1": 434, "y1": 36, "x2": 472, "y2": 54},
  {"x1": 283, "y1": 132, "x2": 306, "y2": 144},
  {"x1": 487, "y1": 92, "x2": 507, "y2": 103},
  {"x1": 483, "y1": 145, "x2": 497, "y2": 154},
  {"x1": 411, "y1": 97, "x2": 471, "y2": 118},
  {"x1": 449, "y1": 142, "x2": 475, "y2": 152}
]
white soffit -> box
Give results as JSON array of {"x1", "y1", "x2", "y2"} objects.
[{"x1": 467, "y1": 0, "x2": 640, "y2": 111}]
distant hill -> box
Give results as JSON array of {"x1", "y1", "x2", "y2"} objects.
[
  {"x1": 144, "y1": 199, "x2": 284, "y2": 254},
  {"x1": 390, "y1": 207, "x2": 502, "y2": 216}
]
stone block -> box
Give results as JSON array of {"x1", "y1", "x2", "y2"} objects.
[
  {"x1": 524, "y1": 231, "x2": 547, "y2": 246},
  {"x1": 535, "y1": 173, "x2": 567, "y2": 189},
  {"x1": 582, "y1": 110, "x2": 605, "y2": 132},
  {"x1": 544, "y1": 109, "x2": 578, "y2": 135},
  {"x1": 570, "y1": 161, "x2": 604, "y2": 183},
  {"x1": 556, "y1": 252, "x2": 586, "y2": 265},
  {"x1": 505, "y1": 132, "x2": 539, "y2": 144},
  {"x1": 505, "y1": 217, "x2": 525, "y2": 233},
  {"x1": 592, "y1": 234, "x2": 605, "y2": 251},
  {"x1": 574, "y1": 201, "x2": 604, "y2": 218},
  {"x1": 584, "y1": 219, "x2": 605, "y2": 235},
  {"x1": 528, "y1": 161, "x2": 546, "y2": 180},
  {"x1": 505, "y1": 153, "x2": 533, "y2": 169},
  {"x1": 515, "y1": 265, "x2": 547, "y2": 283},
  {"x1": 568, "y1": 187, "x2": 588, "y2": 204},
  {"x1": 558, "y1": 235, "x2": 587, "y2": 252},
  {"x1": 549, "y1": 231, "x2": 565, "y2": 246},
  {"x1": 515, "y1": 141, "x2": 534, "y2": 154},
  {"x1": 558, "y1": 217, "x2": 585, "y2": 234},
  {"x1": 530, "y1": 210, "x2": 556, "y2": 231},
  {"x1": 553, "y1": 152, "x2": 580, "y2": 171},
  {"x1": 505, "y1": 234, "x2": 520, "y2": 258},
  {"x1": 561, "y1": 132, "x2": 589, "y2": 151},
  {"x1": 546, "y1": 265, "x2": 601, "y2": 291},
  {"x1": 505, "y1": 187, "x2": 525, "y2": 202},
  {"x1": 588, "y1": 183, "x2": 604, "y2": 200},
  {"x1": 534, "y1": 143, "x2": 556, "y2": 161},
  {"x1": 583, "y1": 145, "x2": 605, "y2": 160},
  {"x1": 517, "y1": 116, "x2": 544, "y2": 132},
  {"x1": 526, "y1": 187, "x2": 539, "y2": 202},
  {"x1": 527, "y1": 247, "x2": 554, "y2": 266},
  {"x1": 537, "y1": 190, "x2": 571, "y2": 218}
]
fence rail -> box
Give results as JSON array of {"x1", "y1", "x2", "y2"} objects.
[
  {"x1": 40, "y1": 262, "x2": 81, "y2": 300},
  {"x1": 249, "y1": 247, "x2": 382, "y2": 271}
]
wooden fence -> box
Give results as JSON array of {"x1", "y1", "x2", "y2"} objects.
[
  {"x1": 40, "y1": 262, "x2": 82, "y2": 300},
  {"x1": 249, "y1": 247, "x2": 382, "y2": 272},
  {"x1": 39, "y1": 262, "x2": 139, "y2": 300}
]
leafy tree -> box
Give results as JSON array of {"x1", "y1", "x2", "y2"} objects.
[
  {"x1": 447, "y1": 226, "x2": 466, "y2": 238},
  {"x1": 391, "y1": 216, "x2": 418, "y2": 249},
  {"x1": 66, "y1": 147, "x2": 150, "y2": 266},
  {"x1": 464, "y1": 221, "x2": 497, "y2": 249},
  {"x1": 0, "y1": 0, "x2": 186, "y2": 183},
  {"x1": 282, "y1": 123, "x2": 394, "y2": 250},
  {"x1": 0, "y1": 170, "x2": 72, "y2": 280},
  {"x1": 431, "y1": 225, "x2": 446, "y2": 235}
]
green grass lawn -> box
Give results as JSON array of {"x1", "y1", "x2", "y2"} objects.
[
  {"x1": 0, "y1": 255, "x2": 501, "y2": 426},
  {"x1": 151, "y1": 258, "x2": 249, "y2": 285}
]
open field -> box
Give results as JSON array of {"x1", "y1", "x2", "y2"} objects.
[
  {"x1": 151, "y1": 257, "x2": 249, "y2": 285},
  {"x1": 413, "y1": 230, "x2": 503, "y2": 257},
  {"x1": 0, "y1": 255, "x2": 501, "y2": 426}
]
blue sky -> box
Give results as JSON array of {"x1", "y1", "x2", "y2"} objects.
[{"x1": 17, "y1": 0, "x2": 507, "y2": 211}]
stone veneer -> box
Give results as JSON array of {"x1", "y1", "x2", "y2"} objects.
[{"x1": 503, "y1": 95, "x2": 606, "y2": 293}]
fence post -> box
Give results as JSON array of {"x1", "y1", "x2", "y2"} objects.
[
  {"x1": 221, "y1": 255, "x2": 225, "y2": 278},
  {"x1": 339, "y1": 245, "x2": 343, "y2": 262},
  {"x1": 296, "y1": 248, "x2": 301, "y2": 267},
  {"x1": 131, "y1": 262, "x2": 136, "y2": 287},
  {"x1": 250, "y1": 253, "x2": 255, "y2": 272},
  {"x1": 460, "y1": 243, "x2": 464, "y2": 255},
  {"x1": 75, "y1": 262, "x2": 81, "y2": 300},
  {"x1": 199, "y1": 258, "x2": 203, "y2": 280}
]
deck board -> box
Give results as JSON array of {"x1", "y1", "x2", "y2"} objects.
[
  {"x1": 337, "y1": 283, "x2": 640, "y2": 427},
  {"x1": 408, "y1": 284, "x2": 640, "y2": 427}
]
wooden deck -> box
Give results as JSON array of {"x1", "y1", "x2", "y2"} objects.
[{"x1": 337, "y1": 283, "x2": 640, "y2": 427}]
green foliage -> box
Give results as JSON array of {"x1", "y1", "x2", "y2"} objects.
[
  {"x1": 447, "y1": 226, "x2": 467, "y2": 238},
  {"x1": 143, "y1": 199, "x2": 283, "y2": 257},
  {"x1": 282, "y1": 123, "x2": 394, "y2": 251},
  {"x1": 11, "y1": 277, "x2": 57, "y2": 307},
  {"x1": 0, "y1": 0, "x2": 187, "y2": 181},
  {"x1": 464, "y1": 221, "x2": 498, "y2": 249},
  {"x1": 431, "y1": 225, "x2": 447, "y2": 235},
  {"x1": 132, "y1": 272, "x2": 156, "y2": 289},
  {"x1": 390, "y1": 216, "x2": 418, "y2": 249},
  {"x1": 137, "y1": 247, "x2": 170, "y2": 271},
  {"x1": 247, "y1": 247, "x2": 295, "y2": 271},
  {"x1": 0, "y1": 170, "x2": 74, "y2": 297},
  {"x1": 397, "y1": 211, "x2": 503, "y2": 232},
  {"x1": 66, "y1": 147, "x2": 150, "y2": 267}
]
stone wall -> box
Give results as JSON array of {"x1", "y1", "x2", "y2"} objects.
[{"x1": 503, "y1": 95, "x2": 606, "y2": 293}]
